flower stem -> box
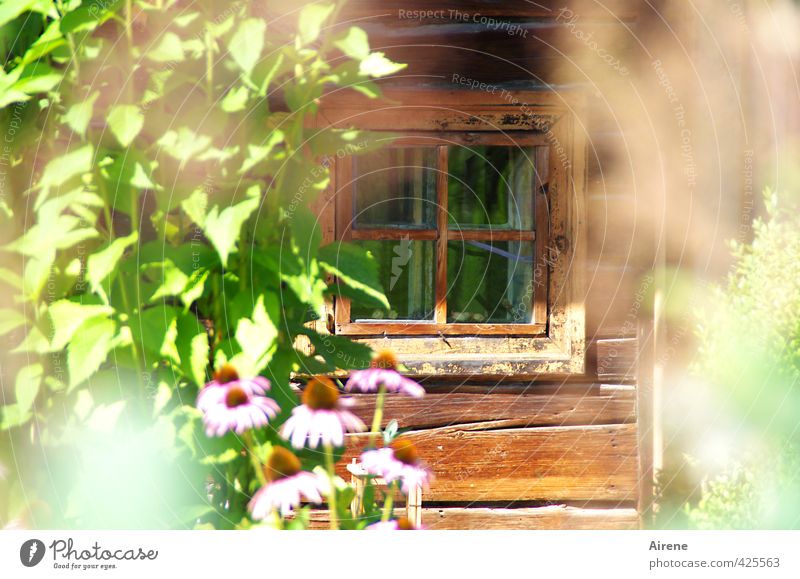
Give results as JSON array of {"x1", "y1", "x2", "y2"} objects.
[
  {"x1": 323, "y1": 442, "x2": 339, "y2": 530},
  {"x1": 243, "y1": 432, "x2": 266, "y2": 487},
  {"x1": 381, "y1": 482, "x2": 395, "y2": 522},
  {"x1": 368, "y1": 384, "x2": 386, "y2": 448}
]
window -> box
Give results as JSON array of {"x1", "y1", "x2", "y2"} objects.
[{"x1": 313, "y1": 89, "x2": 586, "y2": 375}]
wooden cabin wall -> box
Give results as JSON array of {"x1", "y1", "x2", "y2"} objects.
[{"x1": 290, "y1": 0, "x2": 665, "y2": 529}]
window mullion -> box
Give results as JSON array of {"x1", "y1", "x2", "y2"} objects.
[{"x1": 434, "y1": 145, "x2": 448, "y2": 324}]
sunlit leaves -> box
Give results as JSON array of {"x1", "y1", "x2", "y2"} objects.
[
  {"x1": 36, "y1": 145, "x2": 94, "y2": 203},
  {"x1": 48, "y1": 300, "x2": 113, "y2": 351},
  {"x1": 318, "y1": 242, "x2": 389, "y2": 310},
  {"x1": 335, "y1": 27, "x2": 369, "y2": 60},
  {"x1": 234, "y1": 294, "x2": 278, "y2": 374},
  {"x1": 181, "y1": 187, "x2": 260, "y2": 267},
  {"x1": 358, "y1": 52, "x2": 407, "y2": 77},
  {"x1": 148, "y1": 31, "x2": 185, "y2": 63},
  {"x1": 228, "y1": 18, "x2": 266, "y2": 76},
  {"x1": 67, "y1": 316, "x2": 118, "y2": 389},
  {"x1": 158, "y1": 128, "x2": 212, "y2": 162},
  {"x1": 63, "y1": 91, "x2": 98, "y2": 137},
  {"x1": 107, "y1": 105, "x2": 144, "y2": 148},
  {"x1": 298, "y1": 3, "x2": 335, "y2": 46},
  {"x1": 86, "y1": 231, "x2": 138, "y2": 297},
  {"x1": 0, "y1": 308, "x2": 28, "y2": 336},
  {"x1": 15, "y1": 363, "x2": 43, "y2": 414}
]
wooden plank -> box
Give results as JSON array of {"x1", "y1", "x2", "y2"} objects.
[
  {"x1": 350, "y1": 228, "x2": 437, "y2": 240},
  {"x1": 337, "y1": 0, "x2": 643, "y2": 20},
  {"x1": 337, "y1": 322, "x2": 546, "y2": 336},
  {"x1": 305, "y1": 506, "x2": 639, "y2": 530},
  {"x1": 422, "y1": 506, "x2": 639, "y2": 530},
  {"x1": 348, "y1": 385, "x2": 636, "y2": 430},
  {"x1": 595, "y1": 337, "x2": 638, "y2": 381},
  {"x1": 339, "y1": 424, "x2": 638, "y2": 502}
]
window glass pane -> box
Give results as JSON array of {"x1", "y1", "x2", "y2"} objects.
[
  {"x1": 447, "y1": 240, "x2": 533, "y2": 323},
  {"x1": 351, "y1": 240, "x2": 436, "y2": 321},
  {"x1": 353, "y1": 148, "x2": 437, "y2": 228},
  {"x1": 448, "y1": 146, "x2": 536, "y2": 229}
]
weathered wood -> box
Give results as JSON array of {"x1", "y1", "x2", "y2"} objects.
[
  {"x1": 339, "y1": 423, "x2": 638, "y2": 502},
  {"x1": 422, "y1": 506, "x2": 639, "y2": 530},
  {"x1": 349, "y1": 385, "x2": 636, "y2": 430},
  {"x1": 305, "y1": 505, "x2": 639, "y2": 530},
  {"x1": 337, "y1": 322, "x2": 547, "y2": 336},
  {"x1": 595, "y1": 337, "x2": 638, "y2": 381},
  {"x1": 337, "y1": 0, "x2": 642, "y2": 20}
]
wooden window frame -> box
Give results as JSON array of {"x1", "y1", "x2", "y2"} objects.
[{"x1": 310, "y1": 88, "x2": 587, "y2": 376}]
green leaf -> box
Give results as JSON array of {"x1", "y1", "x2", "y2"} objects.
[
  {"x1": 228, "y1": 18, "x2": 266, "y2": 76},
  {"x1": 181, "y1": 268, "x2": 209, "y2": 310},
  {"x1": 148, "y1": 31, "x2": 185, "y2": 63},
  {"x1": 298, "y1": 3, "x2": 335, "y2": 46},
  {"x1": 1, "y1": 404, "x2": 32, "y2": 430},
  {"x1": 220, "y1": 85, "x2": 249, "y2": 113},
  {"x1": 63, "y1": 92, "x2": 99, "y2": 137},
  {"x1": 129, "y1": 305, "x2": 179, "y2": 362},
  {"x1": 86, "y1": 231, "x2": 138, "y2": 296},
  {"x1": 317, "y1": 241, "x2": 388, "y2": 308},
  {"x1": 0, "y1": 308, "x2": 27, "y2": 336},
  {"x1": 15, "y1": 363, "x2": 43, "y2": 414},
  {"x1": 234, "y1": 294, "x2": 278, "y2": 373},
  {"x1": 67, "y1": 317, "x2": 117, "y2": 389},
  {"x1": 48, "y1": 300, "x2": 113, "y2": 351},
  {"x1": 202, "y1": 193, "x2": 260, "y2": 267},
  {"x1": 146, "y1": 260, "x2": 190, "y2": 302},
  {"x1": 157, "y1": 128, "x2": 211, "y2": 162},
  {"x1": 107, "y1": 105, "x2": 144, "y2": 148},
  {"x1": 181, "y1": 188, "x2": 208, "y2": 226},
  {"x1": 335, "y1": 27, "x2": 369, "y2": 59},
  {"x1": 12, "y1": 62, "x2": 62, "y2": 94},
  {"x1": 176, "y1": 313, "x2": 209, "y2": 386},
  {"x1": 358, "y1": 52, "x2": 407, "y2": 77},
  {"x1": 239, "y1": 130, "x2": 284, "y2": 174},
  {"x1": 301, "y1": 328, "x2": 373, "y2": 370},
  {"x1": 37, "y1": 145, "x2": 94, "y2": 200},
  {"x1": 0, "y1": 0, "x2": 51, "y2": 28}
]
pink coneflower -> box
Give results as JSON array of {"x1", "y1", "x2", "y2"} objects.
[
  {"x1": 281, "y1": 377, "x2": 365, "y2": 448},
  {"x1": 196, "y1": 365, "x2": 280, "y2": 437},
  {"x1": 344, "y1": 351, "x2": 425, "y2": 397},
  {"x1": 249, "y1": 447, "x2": 326, "y2": 518},
  {"x1": 360, "y1": 438, "x2": 432, "y2": 494},
  {"x1": 366, "y1": 517, "x2": 420, "y2": 530}
]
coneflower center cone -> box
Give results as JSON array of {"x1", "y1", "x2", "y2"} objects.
[
  {"x1": 225, "y1": 385, "x2": 249, "y2": 408},
  {"x1": 302, "y1": 377, "x2": 340, "y2": 410},
  {"x1": 390, "y1": 438, "x2": 419, "y2": 465},
  {"x1": 265, "y1": 447, "x2": 302, "y2": 482},
  {"x1": 371, "y1": 350, "x2": 399, "y2": 370},
  {"x1": 214, "y1": 364, "x2": 240, "y2": 384}
]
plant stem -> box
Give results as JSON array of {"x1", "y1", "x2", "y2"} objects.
[
  {"x1": 368, "y1": 384, "x2": 386, "y2": 448},
  {"x1": 243, "y1": 431, "x2": 266, "y2": 487},
  {"x1": 381, "y1": 482, "x2": 394, "y2": 522},
  {"x1": 323, "y1": 442, "x2": 339, "y2": 530}
]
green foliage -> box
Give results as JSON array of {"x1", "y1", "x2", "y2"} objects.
[
  {"x1": 656, "y1": 189, "x2": 800, "y2": 529},
  {"x1": 0, "y1": 0, "x2": 403, "y2": 529}
]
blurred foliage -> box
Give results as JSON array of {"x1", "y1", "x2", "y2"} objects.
[
  {"x1": 654, "y1": 188, "x2": 800, "y2": 529},
  {"x1": 0, "y1": 0, "x2": 403, "y2": 529}
]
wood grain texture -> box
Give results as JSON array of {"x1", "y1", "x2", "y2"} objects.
[
  {"x1": 349, "y1": 385, "x2": 636, "y2": 430},
  {"x1": 339, "y1": 423, "x2": 638, "y2": 502},
  {"x1": 422, "y1": 506, "x2": 639, "y2": 530},
  {"x1": 595, "y1": 337, "x2": 638, "y2": 381},
  {"x1": 305, "y1": 505, "x2": 639, "y2": 530},
  {"x1": 337, "y1": 0, "x2": 643, "y2": 20}
]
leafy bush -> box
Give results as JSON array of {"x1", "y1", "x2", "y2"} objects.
[
  {"x1": 656, "y1": 188, "x2": 800, "y2": 529},
  {"x1": 0, "y1": 0, "x2": 420, "y2": 530}
]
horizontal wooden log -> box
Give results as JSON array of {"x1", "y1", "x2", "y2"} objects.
[
  {"x1": 422, "y1": 505, "x2": 639, "y2": 530},
  {"x1": 339, "y1": 423, "x2": 639, "y2": 502},
  {"x1": 337, "y1": 0, "x2": 643, "y2": 20},
  {"x1": 305, "y1": 506, "x2": 639, "y2": 530},
  {"x1": 595, "y1": 337, "x2": 638, "y2": 382},
  {"x1": 349, "y1": 385, "x2": 636, "y2": 430}
]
